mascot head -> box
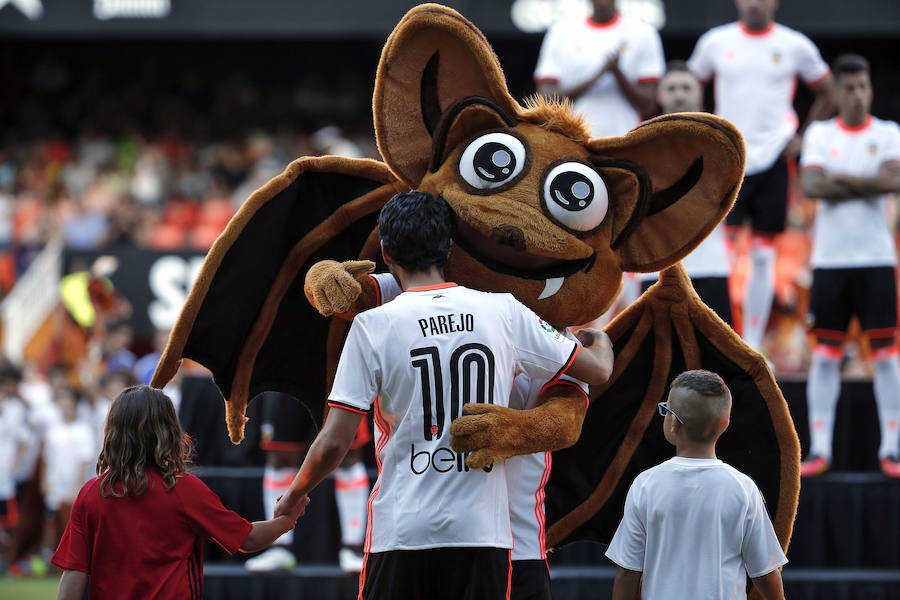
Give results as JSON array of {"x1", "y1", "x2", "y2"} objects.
[{"x1": 373, "y1": 4, "x2": 744, "y2": 327}]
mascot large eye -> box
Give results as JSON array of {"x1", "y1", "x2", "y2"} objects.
[
  {"x1": 542, "y1": 162, "x2": 609, "y2": 232},
  {"x1": 458, "y1": 133, "x2": 526, "y2": 190}
]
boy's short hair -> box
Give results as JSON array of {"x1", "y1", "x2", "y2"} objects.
[
  {"x1": 669, "y1": 370, "x2": 731, "y2": 443},
  {"x1": 670, "y1": 369, "x2": 728, "y2": 397},
  {"x1": 378, "y1": 191, "x2": 453, "y2": 272},
  {"x1": 832, "y1": 54, "x2": 870, "y2": 80}
]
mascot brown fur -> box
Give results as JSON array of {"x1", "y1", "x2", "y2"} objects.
[{"x1": 152, "y1": 3, "x2": 799, "y2": 566}]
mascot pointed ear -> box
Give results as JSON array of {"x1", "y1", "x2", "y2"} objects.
[
  {"x1": 374, "y1": 3, "x2": 521, "y2": 188},
  {"x1": 588, "y1": 113, "x2": 746, "y2": 273}
]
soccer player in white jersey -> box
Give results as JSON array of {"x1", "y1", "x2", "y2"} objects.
[
  {"x1": 274, "y1": 191, "x2": 614, "y2": 599},
  {"x1": 638, "y1": 62, "x2": 733, "y2": 326},
  {"x1": 607, "y1": 370, "x2": 787, "y2": 600},
  {"x1": 798, "y1": 55, "x2": 900, "y2": 478},
  {"x1": 367, "y1": 272, "x2": 586, "y2": 600},
  {"x1": 688, "y1": 0, "x2": 835, "y2": 352},
  {"x1": 533, "y1": 0, "x2": 664, "y2": 138}
]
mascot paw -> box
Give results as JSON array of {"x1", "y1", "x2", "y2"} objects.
[
  {"x1": 304, "y1": 259, "x2": 374, "y2": 315},
  {"x1": 450, "y1": 403, "x2": 525, "y2": 469}
]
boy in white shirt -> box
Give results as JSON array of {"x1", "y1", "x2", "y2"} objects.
[
  {"x1": 274, "y1": 191, "x2": 613, "y2": 600},
  {"x1": 607, "y1": 370, "x2": 786, "y2": 600}
]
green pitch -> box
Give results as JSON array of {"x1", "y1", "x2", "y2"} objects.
[{"x1": 0, "y1": 576, "x2": 60, "y2": 599}]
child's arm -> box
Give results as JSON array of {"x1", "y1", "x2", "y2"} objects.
[
  {"x1": 611, "y1": 566, "x2": 642, "y2": 600},
  {"x1": 240, "y1": 497, "x2": 310, "y2": 553},
  {"x1": 56, "y1": 569, "x2": 88, "y2": 600},
  {"x1": 751, "y1": 569, "x2": 785, "y2": 600}
]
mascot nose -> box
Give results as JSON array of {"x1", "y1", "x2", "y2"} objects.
[{"x1": 491, "y1": 225, "x2": 526, "y2": 251}]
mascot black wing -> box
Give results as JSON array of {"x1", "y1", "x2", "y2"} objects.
[
  {"x1": 151, "y1": 157, "x2": 405, "y2": 442},
  {"x1": 545, "y1": 263, "x2": 800, "y2": 559}
]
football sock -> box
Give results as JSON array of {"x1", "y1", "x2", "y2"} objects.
[
  {"x1": 872, "y1": 347, "x2": 900, "y2": 459},
  {"x1": 742, "y1": 238, "x2": 776, "y2": 351},
  {"x1": 334, "y1": 462, "x2": 369, "y2": 547},
  {"x1": 807, "y1": 347, "x2": 842, "y2": 461},
  {"x1": 263, "y1": 465, "x2": 297, "y2": 546}
]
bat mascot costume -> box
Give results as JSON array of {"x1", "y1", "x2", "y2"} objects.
[{"x1": 152, "y1": 2, "x2": 799, "y2": 580}]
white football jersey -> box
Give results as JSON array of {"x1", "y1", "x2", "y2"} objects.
[
  {"x1": 607, "y1": 458, "x2": 787, "y2": 599},
  {"x1": 372, "y1": 274, "x2": 588, "y2": 560},
  {"x1": 507, "y1": 362, "x2": 587, "y2": 561},
  {"x1": 329, "y1": 283, "x2": 579, "y2": 552},
  {"x1": 688, "y1": 22, "x2": 829, "y2": 175},
  {"x1": 800, "y1": 116, "x2": 900, "y2": 269},
  {"x1": 534, "y1": 13, "x2": 665, "y2": 138}
]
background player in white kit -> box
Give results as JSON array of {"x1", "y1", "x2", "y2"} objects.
[
  {"x1": 798, "y1": 55, "x2": 900, "y2": 478},
  {"x1": 637, "y1": 62, "x2": 733, "y2": 327},
  {"x1": 533, "y1": 0, "x2": 664, "y2": 138},
  {"x1": 688, "y1": 0, "x2": 835, "y2": 352},
  {"x1": 274, "y1": 191, "x2": 614, "y2": 600}
]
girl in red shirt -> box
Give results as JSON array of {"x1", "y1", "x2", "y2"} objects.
[{"x1": 53, "y1": 385, "x2": 308, "y2": 599}]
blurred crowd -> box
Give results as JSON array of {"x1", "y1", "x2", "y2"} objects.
[{"x1": 0, "y1": 47, "x2": 378, "y2": 293}]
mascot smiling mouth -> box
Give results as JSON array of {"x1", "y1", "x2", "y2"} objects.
[{"x1": 449, "y1": 213, "x2": 596, "y2": 299}]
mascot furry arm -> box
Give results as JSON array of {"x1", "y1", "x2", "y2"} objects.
[{"x1": 152, "y1": 3, "x2": 798, "y2": 559}]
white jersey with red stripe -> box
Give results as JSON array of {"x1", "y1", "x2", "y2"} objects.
[
  {"x1": 371, "y1": 275, "x2": 588, "y2": 559},
  {"x1": 329, "y1": 282, "x2": 579, "y2": 552},
  {"x1": 533, "y1": 13, "x2": 664, "y2": 138},
  {"x1": 687, "y1": 21, "x2": 829, "y2": 175},
  {"x1": 507, "y1": 355, "x2": 587, "y2": 561},
  {"x1": 801, "y1": 116, "x2": 900, "y2": 269}
]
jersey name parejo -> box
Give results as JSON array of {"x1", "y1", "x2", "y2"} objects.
[
  {"x1": 329, "y1": 283, "x2": 578, "y2": 552},
  {"x1": 801, "y1": 116, "x2": 900, "y2": 269}
]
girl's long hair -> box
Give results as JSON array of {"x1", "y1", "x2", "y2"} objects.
[{"x1": 97, "y1": 385, "x2": 193, "y2": 497}]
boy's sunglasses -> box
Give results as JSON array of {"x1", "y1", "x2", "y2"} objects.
[{"x1": 657, "y1": 401, "x2": 685, "y2": 425}]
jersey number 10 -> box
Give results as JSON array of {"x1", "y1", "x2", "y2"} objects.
[{"x1": 410, "y1": 343, "x2": 496, "y2": 441}]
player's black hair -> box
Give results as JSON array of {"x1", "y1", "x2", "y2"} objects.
[
  {"x1": 832, "y1": 54, "x2": 870, "y2": 80},
  {"x1": 378, "y1": 191, "x2": 453, "y2": 272},
  {"x1": 670, "y1": 369, "x2": 728, "y2": 397},
  {"x1": 665, "y1": 59, "x2": 690, "y2": 74}
]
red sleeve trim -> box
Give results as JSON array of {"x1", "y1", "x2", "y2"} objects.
[
  {"x1": 538, "y1": 379, "x2": 590, "y2": 408},
  {"x1": 534, "y1": 77, "x2": 560, "y2": 85},
  {"x1": 369, "y1": 274, "x2": 382, "y2": 306},
  {"x1": 547, "y1": 343, "x2": 580, "y2": 385},
  {"x1": 806, "y1": 69, "x2": 831, "y2": 88},
  {"x1": 328, "y1": 401, "x2": 368, "y2": 415},
  {"x1": 637, "y1": 77, "x2": 661, "y2": 84}
]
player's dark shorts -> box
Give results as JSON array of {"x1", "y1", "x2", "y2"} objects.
[
  {"x1": 641, "y1": 276, "x2": 732, "y2": 327},
  {"x1": 808, "y1": 266, "x2": 898, "y2": 340},
  {"x1": 511, "y1": 559, "x2": 552, "y2": 600},
  {"x1": 259, "y1": 391, "x2": 317, "y2": 451},
  {"x1": 360, "y1": 547, "x2": 511, "y2": 600},
  {"x1": 0, "y1": 497, "x2": 19, "y2": 528},
  {"x1": 725, "y1": 156, "x2": 789, "y2": 234},
  {"x1": 259, "y1": 392, "x2": 372, "y2": 451}
]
